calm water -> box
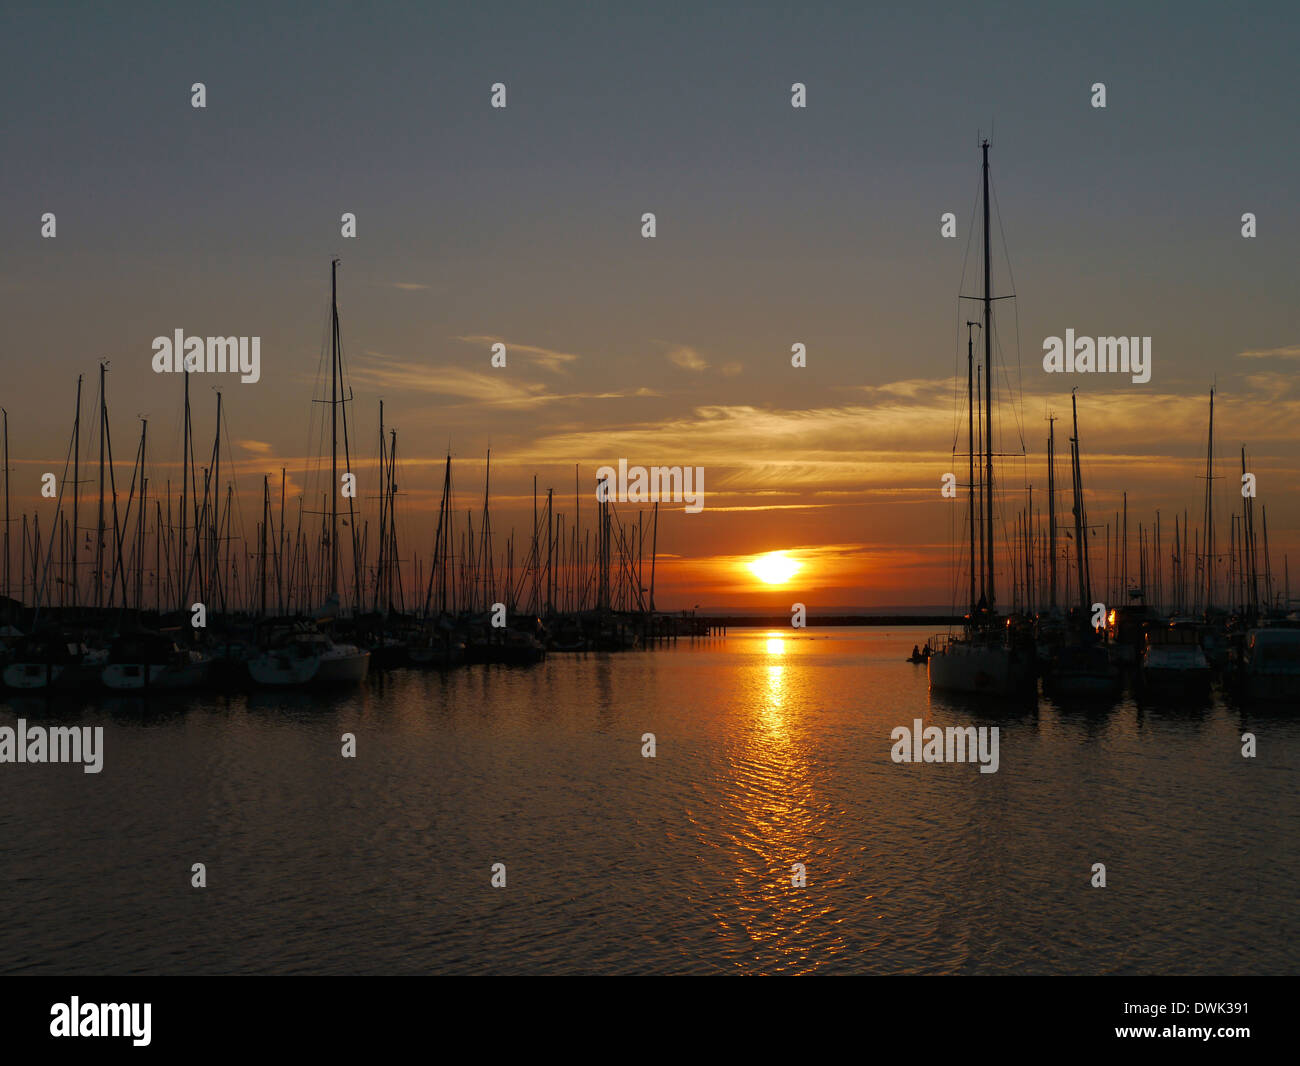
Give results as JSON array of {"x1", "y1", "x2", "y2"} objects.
[{"x1": 1, "y1": 627, "x2": 1295, "y2": 975}]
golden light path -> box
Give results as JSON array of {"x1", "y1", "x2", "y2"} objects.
[{"x1": 749, "y1": 551, "x2": 802, "y2": 586}]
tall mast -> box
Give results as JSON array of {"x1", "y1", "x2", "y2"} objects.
[
  {"x1": 279, "y1": 468, "x2": 286, "y2": 614},
  {"x1": 1262, "y1": 503, "x2": 1273, "y2": 611},
  {"x1": 1069, "y1": 391, "x2": 1086, "y2": 609},
  {"x1": 389, "y1": 429, "x2": 400, "y2": 610},
  {"x1": 574, "y1": 464, "x2": 580, "y2": 606},
  {"x1": 1122, "y1": 492, "x2": 1128, "y2": 601},
  {"x1": 649, "y1": 499, "x2": 658, "y2": 612},
  {"x1": 376, "y1": 400, "x2": 386, "y2": 612},
  {"x1": 976, "y1": 364, "x2": 983, "y2": 592},
  {"x1": 180, "y1": 368, "x2": 190, "y2": 611},
  {"x1": 1025, "y1": 484, "x2": 1033, "y2": 615},
  {"x1": 96, "y1": 361, "x2": 107, "y2": 610},
  {"x1": 1242, "y1": 445, "x2": 1258, "y2": 617},
  {"x1": 982, "y1": 139, "x2": 995, "y2": 609},
  {"x1": 69, "y1": 375, "x2": 81, "y2": 609},
  {"x1": 211, "y1": 390, "x2": 222, "y2": 612},
  {"x1": 1047, "y1": 415, "x2": 1057, "y2": 609},
  {"x1": 966, "y1": 322, "x2": 978, "y2": 614},
  {"x1": 481, "y1": 450, "x2": 492, "y2": 613},
  {"x1": 1203, "y1": 389, "x2": 1215, "y2": 612},
  {"x1": 138, "y1": 419, "x2": 148, "y2": 610},
  {"x1": 532, "y1": 475, "x2": 539, "y2": 614},
  {"x1": 261, "y1": 474, "x2": 269, "y2": 617},
  {"x1": 1073, "y1": 391, "x2": 1092, "y2": 608},
  {"x1": 330, "y1": 257, "x2": 340, "y2": 602},
  {"x1": 2, "y1": 408, "x2": 8, "y2": 614}
]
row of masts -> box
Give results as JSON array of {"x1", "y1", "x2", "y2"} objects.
[
  {"x1": 961, "y1": 384, "x2": 1290, "y2": 621},
  {"x1": 957, "y1": 140, "x2": 1286, "y2": 625},
  {"x1": 0, "y1": 399, "x2": 661, "y2": 623},
  {"x1": 2, "y1": 260, "x2": 661, "y2": 624}
]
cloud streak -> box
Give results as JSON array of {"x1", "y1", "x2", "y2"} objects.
[
  {"x1": 455, "y1": 335, "x2": 580, "y2": 373},
  {"x1": 1236, "y1": 344, "x2": 1300, "y2": 359}
]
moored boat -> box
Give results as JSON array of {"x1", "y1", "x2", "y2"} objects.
[
  {"x1": 3, "y1": 634, "x2": 107, "y2": 691},
  {"x1": 1139, "y1": 623, "x2": 1211, "y2": 696},
  {"x1": 101, "y1": 633, "x2": 211, "y2": 691},
  {"x1": 928, "y1": 140, "x2": 1035, "y2": 698},
  {"x1": 1238, "y1": 627, "x2": 1300, "y2": 703},
  {"x1": 1042, "y1": 640, "x2": 1121, "y2": 698},
  {"x1": 248, "y1": 623, "x2": 370, "y2": 686},
  {"x1": 928, "y1": 625, "x2": 1035, "y2": 695}
]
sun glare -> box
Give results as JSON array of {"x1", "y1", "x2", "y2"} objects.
[{"x1": 749, "y1": 551, "x2": 802, "y2": 586}]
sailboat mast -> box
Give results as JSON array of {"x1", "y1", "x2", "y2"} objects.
[
  {"x1": 976, "y1": 365, "x2": 983, "y2": 591},
  {"x1": 1, "y1": 405, "x2": 7, "y2": 611},
  {"x1": 180, "y1": 369, "x2": 189, "y2": 611},
  {"x1": 1242, "y1": 445, "x2": 1258, "y2": 616},
  {"x1": 330, "y1": 257, "x2": 340, "y2": 601},
  {"x1": 211, "y1": 390, "x2": 222, "y2": 612},
  {"x1": 261, "y1": 474, "x2": 269, "y2": 617},
  {"x1": 96, "y1": 361, "x2": 107, "y2": 610},
  {"x1": 376, "y1": 400, "x2": 386, "y2": 612},
  {"x1": 138, "y1": 419, "x2": 148, "y2": 610},
  {"x1": 966, "y1": 322, "x2": 978, "y2": 614},
  {"x1": 649, "y1": 499, "x2": 658, "y2": 612},
  {"x1": 1203, "y1": 388, "x2": 1215, "y2": 612},
  {"x1": 1047, "y1": 415, "x2": 1057, "y2": 609},
  {"x1": 982, "y1": 139, "x2": 995, "y2": 609},
  {"x1": 1262, "y1": 503, "x2": 1273, "y2": 611},
  {"x1": 1073, "y1": 391, "x2": 1092, "y2": 607}
]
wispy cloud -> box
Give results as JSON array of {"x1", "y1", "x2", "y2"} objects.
[
  {"x1": 667, "y1": 346, "x2": 709, "y2": 372},
  {"x1": 391, "y1": 282, "x2": 428, "y2": 291},
  {"x1": 507, "y1": 373, "x2": 1300, "y2": 504},
  {"x1": 1236, "y1": 344, "x2": 1300, "y2": 359},
  {"x1": 354, "y1": 353, "x2": 648, "y2": 409},
  {"x1": 455, "y1": 335, "x2": 580, "y2": 373},
  {"x1": 238, "y1": 440, "x2": 273, "y2": 455}
]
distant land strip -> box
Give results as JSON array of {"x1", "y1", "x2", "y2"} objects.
[{"x1": 699, "y1": 615, "x2": 962, "y2": 628}]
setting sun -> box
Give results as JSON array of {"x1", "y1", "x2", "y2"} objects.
[{"x1": 749, "y1": 551, "x2": 802, "y2": 585}]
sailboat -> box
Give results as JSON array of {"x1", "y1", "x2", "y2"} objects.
[
  {"x1": 101, "y1": 632, "x2": 211, "y2": 691},
  {"x1": 3, "y1": 632, "x2": 107, "y2": 690},
  {"x1": 1238, "y1": 625, "x2": 1300, "y2": 702},
  {"x1": 248, "y1": 618, "x2": 370, "y2": 685},
  {"x1": 250, "y1": 259, "x2": 368, "y2": 685},
  {"x1": 1139, "y1": 620, "x2": 1212, "y2": 696},
  {"x1": 1040, "y1": 392, "x2": 1121, "y2": 697},
  {"x1": 929, "y1": 140, "x2": 1035, "y2": 696}
]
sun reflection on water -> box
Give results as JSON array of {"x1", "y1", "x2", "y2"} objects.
[{"x1": 705, "y1": 630, "x2": 841, "y2": 970}]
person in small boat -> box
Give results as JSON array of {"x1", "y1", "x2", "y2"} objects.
[{"x1": 909, "y1": 644, "x2": 924, "y2": 663}]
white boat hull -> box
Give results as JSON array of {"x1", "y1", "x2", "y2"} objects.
[{"x1": 248, "y1": 646, "x2": 369, "y2": 686}]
